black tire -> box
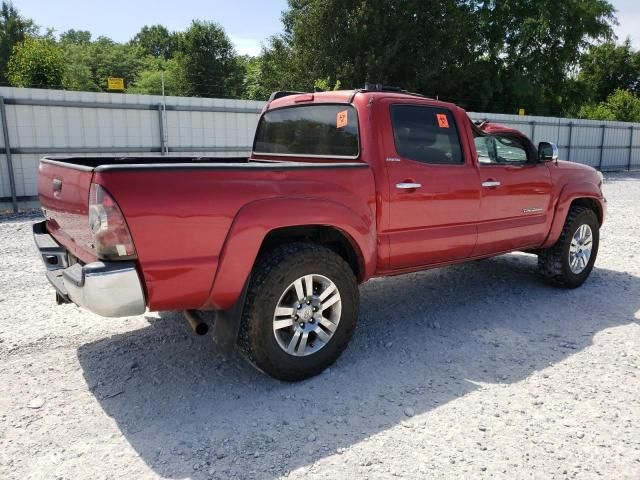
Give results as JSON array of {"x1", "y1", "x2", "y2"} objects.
[
  {"x1": 538, "y1": 205, "x2": 599, "y2": 288},
  {"x1": 238, "y1": 242, "x2": 359, "y2": 381}
]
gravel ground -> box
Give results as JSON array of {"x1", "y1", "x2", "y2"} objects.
[{"x1": 1, "y1": 173, "x2": 639, "y2": 480}]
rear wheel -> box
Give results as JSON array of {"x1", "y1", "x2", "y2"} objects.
[
  {"x1": 238, "y1": 243, "x2": 359, "y2": 381},
  {"x1": 538, "y1": 205, "x2": 599, "y2": 288}
]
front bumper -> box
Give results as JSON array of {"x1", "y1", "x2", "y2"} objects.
[{"x1": 33, "y1": 221, "x2": 146, "y2": 317}]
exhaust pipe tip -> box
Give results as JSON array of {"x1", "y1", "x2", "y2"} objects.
[
  {"x1": 194, "y1": 322, "x2": 209, "y2": 336},
  {"x1": 184, "y1": 310, "x2": 209, "y2": 336}
]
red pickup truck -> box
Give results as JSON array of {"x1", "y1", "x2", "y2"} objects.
[{"x1": 34, "y1": 87, "x2": 606, "y2": 380}]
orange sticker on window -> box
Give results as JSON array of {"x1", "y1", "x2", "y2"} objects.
[
  {"x1": 337, "y1": 110, "x2": 348, "y2": 128},
  {"x1": 437, "y1": 114, "x2": 449, "y2": 128}
]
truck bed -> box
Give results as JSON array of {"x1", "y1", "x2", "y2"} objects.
[{"x1": 38, "y1": 155, "x2": 374, "y2": 311}]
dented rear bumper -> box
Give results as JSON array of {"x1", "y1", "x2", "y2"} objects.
[{"x1": 33, "y1": 221, "x2": 146, "y2": 317}]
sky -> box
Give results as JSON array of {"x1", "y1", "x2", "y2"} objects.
[
  {"x1": 12, "y1": 0, "x2": 640, "y2": 55},
  {"x1": 611, "y1": 0, "x2": 640, "y2": 47},
  {"x1": 14, "y1": 0, "x2": 289, "y2": 56}
]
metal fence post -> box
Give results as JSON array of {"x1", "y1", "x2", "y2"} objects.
[
  {"x1": 157, "y1": 103, "x2": 166, "y2": 155},
  {"x1": 598, "y1": 124, "x2": 606, "y2": 170},
  {"x1": 629, "y1": 127, "x2": 635, "y2": 171},
  {"x1": 0, "y1": 96, "x2": 18, "y2": 213},
  {"x1": 530, "y1": 120, "x2": 536, "y2": 143},
  {"x1": 567, "y1": 122, "x2": 573, "y2": 161}
]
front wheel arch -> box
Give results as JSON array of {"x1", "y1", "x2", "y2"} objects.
[
  {"x1": 570, "y1": 197, "x2": 602, "y2": 226},
  {"x1": 542, "y1": 185, "x2": 604, "y2": 249}
]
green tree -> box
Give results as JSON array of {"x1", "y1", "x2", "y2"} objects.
[
  {"x1": 578, "y1": 89, "x2": 640, "y2": 122},
  {"x1": 313, "y1": 76, "x2": 341, "y2": 91},
  {"x1": 272, "y1": 0, "x2": 480, "y2": 96},
  {"x1": 58, "y1": 34, "x2": 146, "y2": 92},
  {"x1": 131, "y1": 24, "x2": 176, "y2": 59},
  {"x1": 579, "y1": 40, "x2": 640, "y2": 102},
  {"x1": 469, "y1": 0, "x2": 615, "y2": 114},
  {"x1": 91, "y1": 37, "x2": 145, "y2": 90},
  {"x1": 176, "y1": 20, "x2": 244, "y2": 98},
  {"x1": 242, "y1": 57, "x2": 267, "y2": 100},
  {"x1": 244, "y1": 37, "x2": 300, "y2": 100},
  {"x1": 128, "y1": 55, "x2": 189, "y2": 96},
  {"x1": 255, "y1": 0, "x2": 616, "y2": 115},
  {"x1": 59, "y1": 29, "x2": 91, "y2": 45},
  {"x1": 0, "y1": 1, "x2": 37, "y2": 83},
  {"x1": 8, "y1": 37, "x2": 64, "y2": 88},
  {"x1": 60, "y1": 41, "x2": 98, "y2": 91}
]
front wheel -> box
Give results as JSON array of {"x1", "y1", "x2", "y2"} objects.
[
  {"x1": 538, "y1": 205, "x2": 600, "y2": 288},
  {"x1": 238, "y1": 243, "x2": 359, "y2": 381}
]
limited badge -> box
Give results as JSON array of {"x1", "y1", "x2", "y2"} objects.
[
  {"x1": 436, "y1": 114, "x2": 449, "y2": 128},
  {"x1": 337, "y1": 110, "x2": 348, "y2": 128}
]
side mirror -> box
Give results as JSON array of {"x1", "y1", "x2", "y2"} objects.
[{"x1": 538, "y1": 142, "x2": 558, "y2": 162}]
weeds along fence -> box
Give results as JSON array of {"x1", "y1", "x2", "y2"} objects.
[{"x1": 0, "y1": 86, "x2": 638, "y2": 212}]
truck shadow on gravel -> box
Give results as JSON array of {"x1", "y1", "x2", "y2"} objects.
[{"x1": 77, "y1": 253, "x2": 639, "y2": 479}]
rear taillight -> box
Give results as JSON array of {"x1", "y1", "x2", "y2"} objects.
[{"x1": 88, "y1": 183, "x2": 137, "y2": 259}]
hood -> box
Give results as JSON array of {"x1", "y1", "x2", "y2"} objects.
[
  {"x1": 555, "y1": 159, "x2": 598, "y2": 174},
  {"x1": 550, "y1": 160, "x2": 603, "y2": 191}
]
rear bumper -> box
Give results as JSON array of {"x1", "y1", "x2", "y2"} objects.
[{"x1": 33, "y1": 221, "x2": 146, "y2": 317}]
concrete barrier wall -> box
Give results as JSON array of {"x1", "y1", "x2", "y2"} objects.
[{"x1": 1, "y1": 86, "x2": 638, "y2": 211}]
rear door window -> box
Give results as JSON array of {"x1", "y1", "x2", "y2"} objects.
[
  {"x1": 390, "y1": 105, "x2": 463, "y2": 164},
  {"x1": 253, "y1": 104, "x2": 359, "y2": 158}
]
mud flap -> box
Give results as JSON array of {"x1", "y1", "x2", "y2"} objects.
[{"x1": 210, "y1": 280, "x2": 249, "y2": 353}]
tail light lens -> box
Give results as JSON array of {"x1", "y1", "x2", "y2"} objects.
[{"x1": 88, "y1": 183, "x2": 137, "y2": 260}]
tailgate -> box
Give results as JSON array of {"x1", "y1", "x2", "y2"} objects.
[{"x1": 38, "y1": 160, "x2": 97, "y2": 263}]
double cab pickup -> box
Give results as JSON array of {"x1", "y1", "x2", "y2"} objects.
[{"x1": 34, "y1": 87, "x2": 606, "y2": 380}]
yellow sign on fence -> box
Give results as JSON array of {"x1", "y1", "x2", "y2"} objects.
[
  {"x1": 518, "y1": 108, "x2": 526, "y2": 116},
  {"x1": 107, "y1": 77, "x2": 125, "y2": 91}
]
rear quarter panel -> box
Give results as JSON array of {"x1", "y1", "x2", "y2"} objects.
[{"x1": 94, "y1": 164, "x2": 376, "y2": 311}]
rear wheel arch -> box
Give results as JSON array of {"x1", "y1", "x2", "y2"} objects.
[
  {"x1": 207, "y1": 197, "x2": 375, "y2": 310},
  {"x1": 258, "y1": 225, "x2": 365, "y2": 282}
]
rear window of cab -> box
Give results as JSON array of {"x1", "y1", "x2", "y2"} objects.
[{"x1": 253, "y1": 104, "x2": 359, "y2": 158}]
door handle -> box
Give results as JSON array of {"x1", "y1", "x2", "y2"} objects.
[
  {"x1": 396, "y1": 182, "x2": 422, "y2": 190},
  {"x1": 482, "y1": 180, "x2": 501, "y2": 188}
]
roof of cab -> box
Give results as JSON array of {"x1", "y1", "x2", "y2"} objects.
[
  {"x1": 264, "y1": 89, "x2": 456, "y2": 111},
  {"x1": 263, "y1": 89, "x2": 530, "y2": 142}
]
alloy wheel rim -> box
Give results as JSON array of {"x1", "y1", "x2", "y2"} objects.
[
  {"x1": 569, "y1": 224, "x2": 593, "y2": 274},
  {"x1": 272, "y1": 274, "x2": 342, "y2": 357}
]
